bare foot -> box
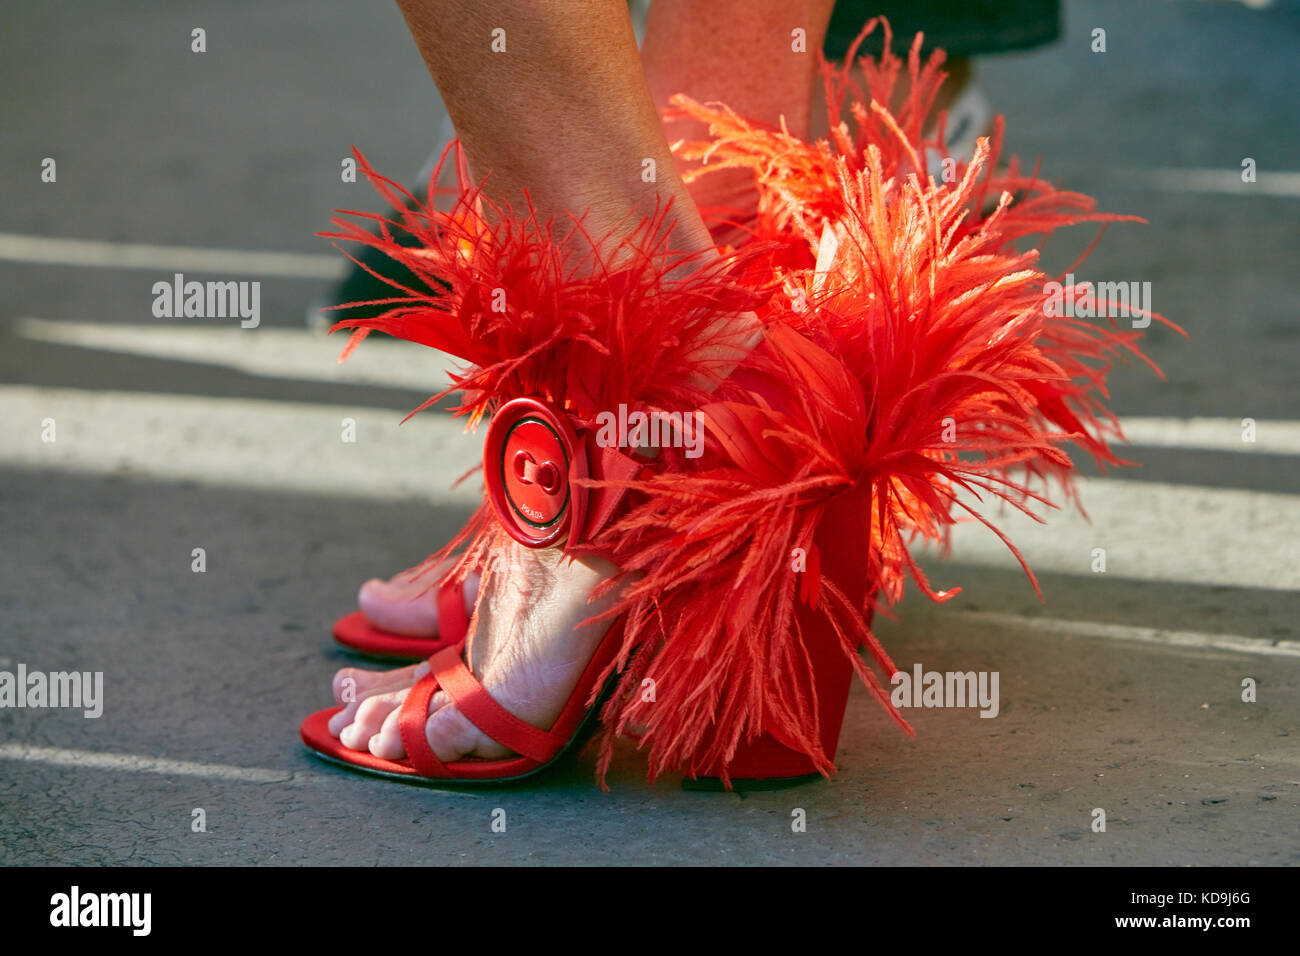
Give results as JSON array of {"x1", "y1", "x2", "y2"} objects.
[
  {"x1": 329, "y1": 541, "x2": 620, "y2": 761},
  {"x1": 355, "y1": 558, "x2": 480, "y2": 638}
]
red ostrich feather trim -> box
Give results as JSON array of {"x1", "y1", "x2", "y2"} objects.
[
  {"x1": 321, "y1": 147, "x2": 774, "y2": 433},
  {"x1": 669, "y1": 18, "x2": 1185, "y2": 601}
]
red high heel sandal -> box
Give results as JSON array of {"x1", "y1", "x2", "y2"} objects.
[
  {"x1": 296, "y1": 127, "x2": 906, "y2": 788},
  {"x1": 301, "y1": 396, "x2": 651, "y2": 784},
  {"x1": 302, "y1": 334, "x2": 887, "y2": 789}
]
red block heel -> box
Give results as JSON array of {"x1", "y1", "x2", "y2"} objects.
[{"x1": 685, "y1": 489, "x2": 873, "y2": 790}]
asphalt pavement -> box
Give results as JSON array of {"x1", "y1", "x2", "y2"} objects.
[{"x1": 0, "y1": 0, "x2": 1297, "y2": 866}]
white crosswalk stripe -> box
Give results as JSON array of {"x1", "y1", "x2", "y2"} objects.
[
  {"x1": 951, "y1": 612, "x2": 1300, "y2": 658},
  {"x1": 0, "y1": 233, "x2": 342, "y2": 278},
  {"x1": 14, "y1": 319, "x2": 1300, "y2": 454},
  {"x1": 945, "y1": 478, "x2": 1299, "y2": 592},
  {"x1": 1123, "y1": 166, "x2": 1300, "y2": 198},
  {"x1": 14, "y1": 317, "x2": 457, "y2": 395},
  {"x1": 0, "y1": 743, "x2": 311, "y2": 784},
  {"x1": 3, "y1": 382, "x2": 1297, "y2": 592},
  {"x1": 0, "y1": 385, "x2": 482, "y2": 504},
  {"x1": 0, "y1": 743, "x2": 471, "y2": 794}
]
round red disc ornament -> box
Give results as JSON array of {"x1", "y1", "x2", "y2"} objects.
[{"x1": 483, "y1": 397, "x2": 587, "y2": 548}]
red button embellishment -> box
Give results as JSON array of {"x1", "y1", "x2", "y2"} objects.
[
  {"x1": 483, "y1": 398, "x2": 587, "y2": 548},
  {"x1": 512, "y1": 449, "x2": 562, "y2": 496}
]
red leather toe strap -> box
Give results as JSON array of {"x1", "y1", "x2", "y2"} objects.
[
  {"x1": 436, "y1": 574, "x2": 469, "y2": 646},
  {"x1": 398, "y1": 670, "x2": 449, "y2": 778},
  {"x1": 429, "y1": 647, "x2": 567, "y2": 765}
]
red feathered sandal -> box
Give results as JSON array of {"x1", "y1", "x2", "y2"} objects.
[
  {"x1": 301, "y1": 327, "x2": 894, "y2": 788},
  {"x1": 302, "y1": 395, "x2": 649, "y2": 784},
  {"x1": 300, "y1": 10, "x2": 1180, "y2": 786},
  {"x1": 298, "y1": 142, "x2": 904, "y2": 788}
]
